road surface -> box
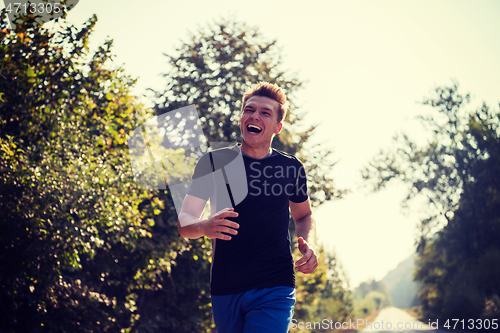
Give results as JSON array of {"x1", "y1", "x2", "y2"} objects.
[{"x1": 361, "y1": 307, "x2": 445, "y2": 333}]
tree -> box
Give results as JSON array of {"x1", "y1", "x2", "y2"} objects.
[
  {"x1": 352, "y1": 279, "x2": 392, "y2": 317},
  {"x1": 293, "y1": 246, "x2": 352, "y2": 333},
  {"x1": 0, "y1": 12, "x2": 350, "y2": 331},
  {"x1": 364, "y1": 83, "x2": 473, "y2": 244},
  {"x1": 365, "y1": 82, "x2": 500, "y2": 321},
  {"x1": 151, "y1": 17, "x2": 349, "y2": 330},
  {"x1": 0, "y1": 12, "x2": 189, "y2": 332},
  {"x1": 415, "y1": 100, "x2": 500, "y2": 321}
]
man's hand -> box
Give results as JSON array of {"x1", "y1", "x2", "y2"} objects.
[
  {"x1": 202, "y1": 208, "x2": 239, "y2": 241},
  {"x1": 295, "y1": 236, "x2": 318, "y2": 274}
]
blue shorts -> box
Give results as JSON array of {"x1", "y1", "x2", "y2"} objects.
[{"x1": 211, "y1": 286, "x2": 295, "y2": 333}]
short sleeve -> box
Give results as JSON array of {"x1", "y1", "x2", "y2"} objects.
[
  {"x1": 186, "y1": 153, "x2": 215, "y2": 201},
  {"x1": 289, "y1": 159, "x2": 308, "y2": 203}
]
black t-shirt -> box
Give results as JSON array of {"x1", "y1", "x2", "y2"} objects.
[{"x1": 187, "y1": 144, "x2": 308, "y2": 295}]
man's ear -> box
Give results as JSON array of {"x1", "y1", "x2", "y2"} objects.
[{"x1": 274, "y1": 122, "x2": 283, "y2": 135}]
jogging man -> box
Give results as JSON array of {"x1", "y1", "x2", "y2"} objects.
[{"x1": 177, "y1": 82, "x2": 318, "y2": 332}]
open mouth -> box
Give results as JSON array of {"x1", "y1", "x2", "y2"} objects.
[{"x1": 247, "y1": 124, "x2": 262, "y2": 134}]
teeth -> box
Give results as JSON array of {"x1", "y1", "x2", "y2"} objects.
[{"x1": 248, "y1": 124, "x2": 262, "y2": 131}]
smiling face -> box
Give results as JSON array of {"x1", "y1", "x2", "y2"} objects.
[{"x1": 239, "y1": 96, "x2": 283, "y2": 151}]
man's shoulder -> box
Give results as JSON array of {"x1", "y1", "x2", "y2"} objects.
[
  {"x1": 271, "y1": 149, "x2": 303, "y2": 165},
  {"x1": 192, "y1": 145, "x2": 239, "y2": 179},
  {"x1": 195, "y1": 145, "x2": 239, "y2": 160},
  {"x1": 195, "y1": 145, "x2": 241, "y2": 171}
]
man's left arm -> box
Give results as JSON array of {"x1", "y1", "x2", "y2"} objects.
[{"x1": 290, "y1": 198, "x2": 318, "y2": 274}]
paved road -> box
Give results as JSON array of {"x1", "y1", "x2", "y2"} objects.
[{"x1": 361, "y1": 307, "x2": 445, "y2": 333}]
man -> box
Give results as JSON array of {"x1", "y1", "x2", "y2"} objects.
[{"x1": 177, "y1": 82, "x2": 318, "y2": 332}]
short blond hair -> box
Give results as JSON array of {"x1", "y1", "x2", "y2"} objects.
[{"x1": 242, "y1": 82, "x2": 288, "y2": 123}]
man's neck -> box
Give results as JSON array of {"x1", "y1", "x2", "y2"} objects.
[{"x1": 239, "y1": 141, "x2": 272, "y2": 159}]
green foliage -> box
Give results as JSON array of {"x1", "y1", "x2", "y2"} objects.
[
  {"x1": 364, "y1": 83, "x2": 473, "y2": 241},
  {"x1": 365, "y1": 82, "x2": 500, "y2": 321},
  {"x1": 352, "y1": 279, "x2": 392, "y2": 317},
  {"x1": 415, "y1": 97, "x2": 500, "y2": 321},
  {"x1": 0, "y1": 12, "x2": 351, "y2": 332},
  {"x1": 293, "y1": 247, "x2": 352, "y2": 333},
  {"x1": 0, "y1": 12, "x2": 197, "y2": 333}
]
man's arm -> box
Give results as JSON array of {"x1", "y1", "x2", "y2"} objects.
[
  {"x1": 290, "y1": 198, "x2": 318, "y2": 274},
  {"x1": 178, "y1": 194, "x2": 239, "y2": 240}
]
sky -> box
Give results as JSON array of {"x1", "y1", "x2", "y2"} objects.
[{"x1": 25, "y1": 0, "x2": 500, "y2": 288}]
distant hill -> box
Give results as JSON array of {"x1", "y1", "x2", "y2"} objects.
[{"x1": 381, "y1": 254, "x2": 420, "y2": 308}]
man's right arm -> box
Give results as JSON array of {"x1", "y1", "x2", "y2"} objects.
[{"x1": 177, "y1": 194, "x2": 239, "y2": 240}]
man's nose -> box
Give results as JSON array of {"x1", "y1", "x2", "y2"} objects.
[{"x1": 250, "y1": 112, "x2": 261, "y2": 120}]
